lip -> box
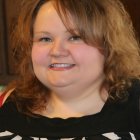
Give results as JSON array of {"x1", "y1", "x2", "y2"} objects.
[{"x1": 48, "y1": 63, "x2": 76, "y2": 71}]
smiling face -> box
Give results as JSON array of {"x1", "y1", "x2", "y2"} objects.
[{"x1": 32, "y1": 1, "x2": 105, "y2": 93}]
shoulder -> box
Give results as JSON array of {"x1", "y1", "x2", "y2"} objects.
[
  {"x1": 127, "y1": 79, "x2": 140, "y2": 129},
  {"x1": 0, "y1": 90, "x2": 17, "y2": 120},
  {"x1": 128, "y1": 79, "x2": 140, "y2": 97},
  {"x1": 127, "y1": 79, "x2": 140, "y2": 105}
]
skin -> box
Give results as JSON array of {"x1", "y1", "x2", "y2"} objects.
[{"x1": 32, "y1": 1, "x2": 107, "y2": 118}]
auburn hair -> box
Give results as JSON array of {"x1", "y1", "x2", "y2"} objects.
[{"x1": 6, "y1": 0, "x2": 140, "y2": 115}]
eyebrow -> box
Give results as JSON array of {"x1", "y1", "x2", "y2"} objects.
[
  {"x1": 34, "y1": 27, "x2": 78, "y2": 34},
  {"x1": 33, "y1": 31, "x2": 51, "y2": 35},
  {"x1": 33, "y1": 28, "x2": 79, "y2": 38},
  {"x1": 33, "y1": 31, "x2": 51, "y2": 38}
]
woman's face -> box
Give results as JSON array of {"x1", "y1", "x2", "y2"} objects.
[{"x1": 32, "y1": 1, "x2": 105, "y2": 92}]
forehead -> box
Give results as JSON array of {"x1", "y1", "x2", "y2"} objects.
[
  {"x1": 37, "y1": 1, "x2": 55, "y2": 15},
  {"x1": 34, "y1": 1, "x2": 76, "y2": 31},
  {"x1": 34, "y1": 2, "x2": 61, "y2": 29}
]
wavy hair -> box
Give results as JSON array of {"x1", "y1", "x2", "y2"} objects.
[{"x1": 7, "y1": 0, "x2": 140, "y2": 115}]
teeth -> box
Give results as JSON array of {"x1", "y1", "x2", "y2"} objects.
[{"x1": 49, "y1": 63, "x2": 74, "y2": 68}]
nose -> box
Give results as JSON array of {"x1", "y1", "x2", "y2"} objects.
[{"x1": 49, "y1": 39, "x2": 69, "y2": 57}]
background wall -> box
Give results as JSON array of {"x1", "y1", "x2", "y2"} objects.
[
  {"x1": 122, "y1": 0, "x2": 140, "y2": 38},
  {"x1": 0, "y1": 0, "x2": 140, "y2": 85}
]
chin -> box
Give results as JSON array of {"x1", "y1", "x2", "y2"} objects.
[{"x1": 47, "y1": 81, "x2": 71, "y2": 88}]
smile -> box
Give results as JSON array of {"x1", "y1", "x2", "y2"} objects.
[{"x1": 49, "y1": 63, "x2": 75, "y2": 71}]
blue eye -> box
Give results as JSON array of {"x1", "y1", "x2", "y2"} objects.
[
  {"x1": 69, "y1": 35, "x2": 81, "y2": 41},
  {"x1": 39, "y1": 37, "x2": 52, "y2": 42}
]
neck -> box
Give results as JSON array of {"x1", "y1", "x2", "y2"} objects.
[{"x1": 42, "y1": 86, "x2": 108, "y2": 119}]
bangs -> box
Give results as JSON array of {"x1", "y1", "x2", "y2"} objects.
[{"x1": 54, "y1": 0, "x2": 106, "y2": 47}]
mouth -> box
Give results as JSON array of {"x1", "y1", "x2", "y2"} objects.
[{"x1": 48, "y1": 63, "x2": 76, "y2": 71}]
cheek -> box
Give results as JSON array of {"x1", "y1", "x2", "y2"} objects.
[
  {"x1": 72, "y1": 45, "x2": 105, "y2": 65},
  {"x1": 31, "y1": 46, "x2": 49, "y2": 66}
]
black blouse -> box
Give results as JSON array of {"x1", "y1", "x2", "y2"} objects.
[{"x1": 0, "y1": 81, "x2": 140, "y2": 140}]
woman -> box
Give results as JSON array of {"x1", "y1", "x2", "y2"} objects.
[{"x1": 0, "y1": 0, "x2": 140, "y2": 139}]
